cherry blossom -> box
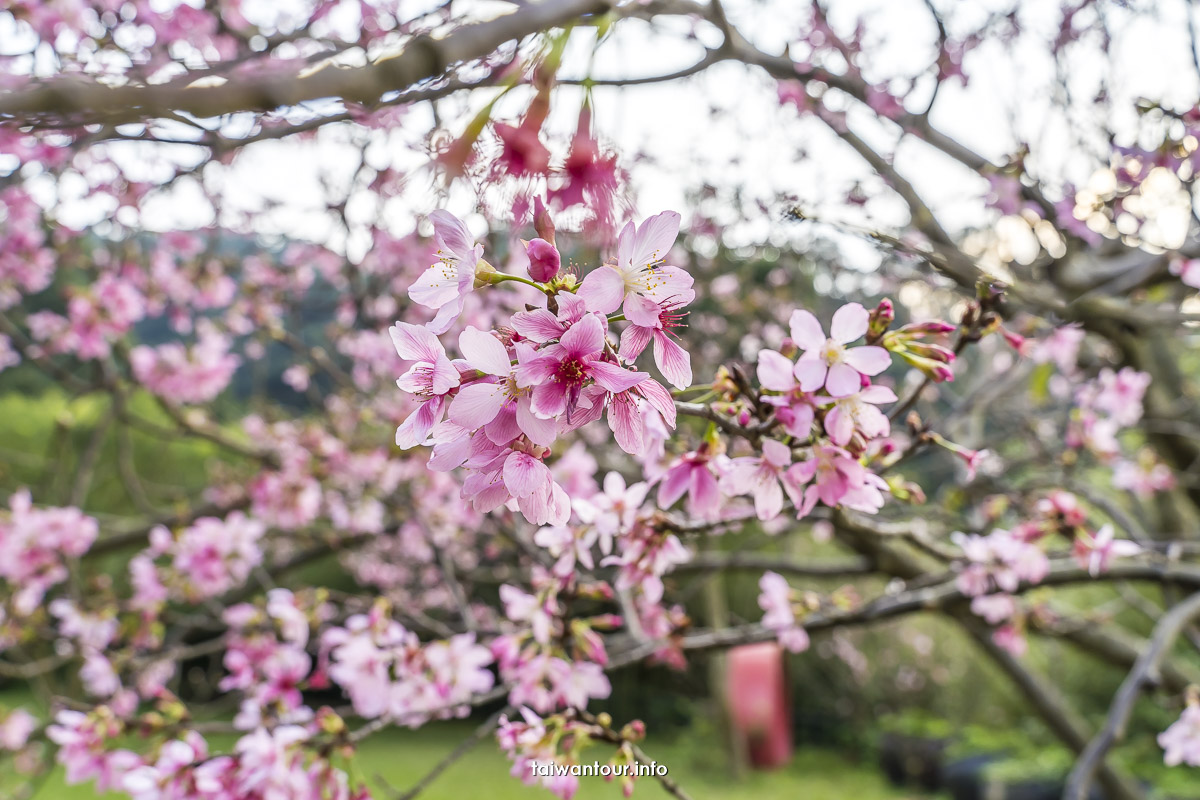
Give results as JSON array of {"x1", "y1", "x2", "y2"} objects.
[{"x1": 790, "y1": 303, "x2": 891, "y2": 397}]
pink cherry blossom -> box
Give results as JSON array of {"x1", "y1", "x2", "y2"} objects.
[
  {"x1": 790, "y1": 303, "x2": 891, "y2": 397},
  {"x1": 722, "y1": 440, "x2": 803, "y2": 521},
  {"x1": 657, "y1": 449, "x2": 722, "y2": 519},
  {"x1": 577, "y1": 211, "x2": 693, "y2": 316},
  {"x1": 409, "y1": 211, "x2": 483, "y2": 334},
  {"x1": 757, "y1": 572, "x2": 810, "y2": 653},
  {"x1": 515, "y1": 314, "x2": 648, "y2": 421},
  {"x1": 1160, "y1": 705, "x2": 1200, "y2": 766},
  {"x1": 391, "y1": 320, "x2": 461, "y2": 449},
  {"x1": 822, "y1": 384, "x2": 897, "y2": 446},
  {"x1": 1072, "y1": 524, "x2": 1141, "y2": 576}
]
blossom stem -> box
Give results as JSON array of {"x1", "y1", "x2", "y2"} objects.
[{"x1": 490, "y1": 273, "x2": 551, "y2": 293}]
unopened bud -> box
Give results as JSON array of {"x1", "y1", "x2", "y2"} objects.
[
  {"x1": 867, "y1": 298, "x2": 894, "y2": 342},
  {"x1": 533, "y1": 196, "x2": 556, "y2": 245},
  {"x1": 525, "y1": 238, "x2": 561, "y2": 282}
]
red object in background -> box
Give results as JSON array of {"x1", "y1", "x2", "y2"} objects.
[{"x1": 725, "y1": 642, "x2": 793, "y2": 768}]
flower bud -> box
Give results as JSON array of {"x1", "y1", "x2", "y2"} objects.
[
  {"x1": 525, "y1": 238, "x2": 561, "y2": 282},
  {"x1": 867, "y1": 298, "x2": 894, "y2": 341},
  {"x1": 533, "y1": 196, "x2": 556, "y2": 245}
]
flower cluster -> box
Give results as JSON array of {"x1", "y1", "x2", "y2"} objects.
[
  {"x1": 130, "y1": 321, "x2": 240, "y2": 405},
  {"x1": 322, "y1": 603, "x2": 495, "y2": 726},
  {"x1": 393, "y1": 209, "x2": 687, "y2": 526},
  {"x1": 0, "y1": 489, "x2": 98, "y2": 615}
]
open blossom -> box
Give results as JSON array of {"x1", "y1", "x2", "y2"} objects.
[
  {"x1": 391, "y1": 320, "x2": 460, "y2": 449},
  {"x1": 0, "y1": 709, "x2": 36, "y2": 751},
  {"x1": 790, "y1": 303, "x2": 891, "y2": 397},
  {"x1": 577, "y1": 211, "x2": 693, "y2": 318},
  {"x1": 1112, "y1": 456, "x2": 1176, "y2": 499},
  {"x1": 954, "y1": 529, "x2": 1049, "y2": 597},
  {"x1": 657, "y1": 448, "x2": 721, "y2": 519},
  {"x1": 573, "y1": 472, "x2": 650, "y2": 554},
  {"x1": 408, "y1": 210, "x2": 484, "y2": 334},
  {"x1": 757, "y1": 572, "x2": 810, "y2": 653},
  {"x1": 168, "y1": 512, "x2": 266, "y2": 600},
  {"x1": 757, "y1": 349, "x2": 817, "y2": 437},
  {"x1": 1073, "y1": 524, "x2": 1140, "y2": 576},
  {"x1": 516, "y1": 313, "x2": 648, "y2": 420},
  {"x1": 722, "y1": 439, "x2": 803, "y2": 521},
  {"x1": 822, "y1": 384, "x2": 897, "y2": 446},
  {"x1": 619, "y1": 288, "x2": 694, "y2": 390},
  {"x1": 1160, "y1": 704, "x2": 1200, "y2": 766},
  {"x1": 449, "y1": 327, "x2": 555, "y2": 447},
  {"x1": 324, "y1": 613, "x2": 494, "y2": 725}
]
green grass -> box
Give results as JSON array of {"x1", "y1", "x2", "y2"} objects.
[{"x1": 22, "y1": 722, "x2": 920, "y2": 800}]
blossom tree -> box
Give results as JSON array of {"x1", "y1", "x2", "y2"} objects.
[{"x1": 1, "y1": 2, "x2": 1200, "y2": 800}]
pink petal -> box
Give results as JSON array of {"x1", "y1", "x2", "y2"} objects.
[
  {"x1": 503, "y1": 451, "x2": 550, "y2": 498},
  {"x1": 793, "y1": 357, "x2": 828, "y2": 392},
  {"x1": 761, "y1": 439, "x2": 792, "y2": 468},
  {"x1": 754, "y1": 479, "x2": 784, "y2": 521},
  {"x1": 395, "y1": 398, "x2": 441, "y2": 449},
  {"x1": 511, "y1": 309, "x2": 563, "y2": 343},
  {"x1": 459, "y1": 327, "x2": 511, "y2": 376},
  {"x1": 780, "y1": 403, "x2": 815, "y2": 438},
  {"x1": 407, "y1": 264, "x2": 462, "y2": 311},
  {"x1": 428, "y1": 210, "x2": 478, "y2": 266},
  {"x1": 560, "y1": 314, "x2": 605, "y2": 358},
  {"x1": 589, "y1": 360, "x2": 649, "y2": 394},
  {"x1": 619, "y1": 324, "x2": 653, "y2": 362},
  {"x1": 825, "y1": 363, "x2": 862, "y2": 397},
  {"x1": 657, "y1": 463, "x2": 692, "y2": 508},
  {"x1": 449, "y1": 382, "x2": 506, "y2": 428},
  {"x1": 789, "y1": 310, "x2": 826, "y2": 352},
  {"x1": 640, "y1": 266, "x2": 694, "y2": 303},
  {"x1": 858, "y1": 384, "x2": 898, "y2": 404},
  {"x1": 843, "y1": 345, "x2": 890, "y2": 376},
  {"x1": 855, "y1": 404, "x2": 890, "y2": 439},
  {"x1": 484, "y1": 406, "x2": 521, "y2": 445},
  {"x1": 530, "y1": 380, "x2": 570, "y2": 418},
  {"x1": 514, "y1": 353, "x2": 560, "y2": 388},
  {"x1": 389, "y1": 321, "x2": 443, "y2": 363},
  {"x1": 624, "y1": 294, "x2": 662, "y2": 328},
  {"x1": 608, "y1": 397, "x2": 644, "y2": 456},
  {"x1": 652, "y1": 332, "x2": 692, "y2": 390},
  {"x1": 830, "y1": 303, "x2": 868, "y2": 344},
  {"x1": 577, "y1": 268, "x2": 625, "y2": 315},
  {"x1": 430, "y1": 355, "x2": 460, "y2": 395},
  {"x1": 623, "y1": 211, "x2": 681, "y2": 269},
  {"x1": 689, "y1": 465, "x2": 721, "y2": 516},
  {"x1": 425, "y1": 296, "x2": 466, "y2": 335},
  {"x1": 824, "y1": 404, "x2": 854, "y2": 445},
  {"x1": 516, "y1": 396, "x2": 557, "y2": 446},
  {"x1": 637, "y1": 378, "x2": 677, "y2": 428},
  {"x1": 757, "y1": 350, "x2": 797, "y2": 392}
]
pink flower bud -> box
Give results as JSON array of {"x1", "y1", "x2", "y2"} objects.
[
  {"x1": 525, "y1": 238, "x2": 561, "y2": 282},
  {"x1": 533, "y1": 196, "x2": 556, "y2": 245}
]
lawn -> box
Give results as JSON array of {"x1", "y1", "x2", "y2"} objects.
[{"x1": 23, "y1": 720, "x2": 920, "y2": 800}]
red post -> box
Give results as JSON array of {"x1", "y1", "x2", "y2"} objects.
[{"x1": 725, "y1": 642, "x2": 793, "y2": 769}]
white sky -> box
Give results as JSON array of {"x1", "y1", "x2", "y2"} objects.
[{"x1": 10, "y1": 0, "x2": 1200, "y2": 266}]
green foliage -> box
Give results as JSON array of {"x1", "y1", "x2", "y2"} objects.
[{"x1": 0, "y1": 388, "x2": 234, "y2": 515}]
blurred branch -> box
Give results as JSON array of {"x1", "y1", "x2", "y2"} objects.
[{"x1": 1063, "y1": 591, "x2": 1200, "y2": 800}]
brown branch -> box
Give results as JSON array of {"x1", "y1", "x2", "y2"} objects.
[
  {"x1": 0, "y1": 0, "x2": 614, "y2": 125},
  {"x1": 1063, "y1": 591, "x2": 1200, "y2": 800}
]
